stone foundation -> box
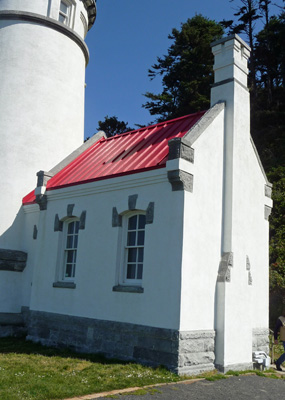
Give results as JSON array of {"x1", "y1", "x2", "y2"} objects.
[{"x1": 26, "y1": 310, "x2": 215, "y2": 375}]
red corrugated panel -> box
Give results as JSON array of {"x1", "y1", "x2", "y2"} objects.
[{"x1": 22, "y1": 111, "x2": 205, "y2": 205}]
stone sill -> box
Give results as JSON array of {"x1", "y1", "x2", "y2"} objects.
[
  {"x1": 53, "y1": 282, "x2": 76, "y2": 289},
  {"x1": 113, "y1": 285, "x2": 144, "y2": 293}
]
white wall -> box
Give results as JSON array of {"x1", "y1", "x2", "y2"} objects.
[
  {"x1": 27, "y1": 169, "x2": 184, "y2": 330},
  {"x1": 178, "y1": 109, "x2": 225, "y2": 331},
  {"x1": 0, "y1": 0, "x2": 90, "y2": 245}
]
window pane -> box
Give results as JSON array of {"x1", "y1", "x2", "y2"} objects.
[
  {"x1": 127, "y1": 264, "x2": 136, "y2": 279},
  {"x1": 66, "y1": 235, "x2": 73, "y2": 249},
  {"x1": 128, "y1": 248, "x2": 137, "y2": 262},
  {"x1": 137, "y1": 264, "x2": 143, "y2": 279},
  {"x1": 138, "y1": 248, "x2": 144, "y2": 262},
  {"x1": 65, "y1": 264, "x2": 72, "y2": 278},
  {"x1": 67, "y1": 250, "x2": 74, "y2": 263},
  {"x1": 60, "y1": 2, "x2": 68, "y2": 14},
  {"x1": 68, "y1": 222, "x2": 74, "y2": 234},
  {"x1": 74, "y1": 235, "x2": 78, "y2": 249},
  {"x1": 58, "y1": 14, "x2": 66, "y2": 23},
  {"x1": 128, "y1": 215, "x2": 137, "y2": 230},
  {"x1": 127, "y1": 231, "x2": 136, "y2": 246},
  {"x1": 75, "y1": 221, "x2": 80, "y2": 234},
  {"x1": 138, "y1": 215, "x2": 146, "y2": 229},
  {"x1": 137, "y1": 231, "x2": 145, "y2": 246}
]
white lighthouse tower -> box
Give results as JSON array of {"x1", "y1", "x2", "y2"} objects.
[{"x1": 0, "y1": 0, "x2": 96, "y2": 247}]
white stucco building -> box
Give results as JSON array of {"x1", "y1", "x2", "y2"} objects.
[{"x1": 0, "y1": 0, "x2": 272, "y2": 375}]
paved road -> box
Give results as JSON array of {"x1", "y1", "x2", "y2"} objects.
[{"x1": 95, "y1": 375, "x2": 285, "y2": 400}]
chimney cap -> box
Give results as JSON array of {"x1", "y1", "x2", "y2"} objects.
[{"x1": 211, "y1": 34, "x2": 251, "y2": 52}]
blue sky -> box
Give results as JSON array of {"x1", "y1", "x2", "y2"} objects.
[{"x1": 84, "y1": 0, "x2": 283, "y2": 138}]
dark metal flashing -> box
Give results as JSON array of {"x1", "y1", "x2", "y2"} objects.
[
  {"x1": 0, "y1": 11, "x2": 90, "y2": 65},
  {"x1": 0, "y1": 249, "x2": 27, "y2": 272},
  {"x1": 211, "y1": 77, "x2": 249, "y2": 92}
]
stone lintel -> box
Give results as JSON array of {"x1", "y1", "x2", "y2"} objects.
[
  {"x1": 79, "y1": 211, "x2": 87, "y2": 230},
  {"x1": 168, "y1": 138, "x2": 194, "y2": 163},
  {"x1": 54, "y1": 214, "x2": 63, "y2": 232},
  {"x1": 128, "y1": 194, "x2": 138, "y2": 210},
  {"x1": 168, "y1": 170, "x2": 193, "y2": 192}
]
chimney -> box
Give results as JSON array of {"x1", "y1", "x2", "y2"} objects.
[{"x1": 210, "y1": 34, "x2": 251, "y2": 253}]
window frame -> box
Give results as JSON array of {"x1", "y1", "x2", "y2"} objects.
[
  {"x1": 120, "y1": 211, "x2": 146, "y2": 287},
  {"x1": 58, "y1": 0, "x2": 75, "y2": 27}
]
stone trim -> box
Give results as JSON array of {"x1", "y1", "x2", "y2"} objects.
[
  {"x1": 35, "y1": 194, "x2": 47, "y2": 211},
  {"x1": 217, "y1": 252, "x2": 233, "y2": 283},
  {"x1": 79, "y1": 211, "x2": 87, "y2": 230},
  {"x1": 113, "y1": 285, "x2": 144, "y2": 293},
  {"x1": 0, "y1": 249, "x2": 27, "y2": 272},
  {"x1": 168, "y1": 138, "x2": 194, "y2": 163},
  {"x1": 183, "y1": 102, "x2": 225, "y2": 147},
  {"x1": 67, "y1": 204, "x2": 75, "y2": 217},
  {"x1": 112, "y1": 207, "x2": 122, "y2": 227},
  {"x1": 49, "y1": 131, "x2": 106, "y2": 175},
  {"x1": 252, "y1": 328, "x2": 269, "y2": 355},
  {"x1": 265, "y1": 184, "x2": 272, "y2": 198},
  {"x1": 128, "y1": 194, "x2": 138, "y2": 210},
  {"x1": 0, "y1": 11, "x2": 90, "y2": 65},
  {"x1": 168, "y1": 170, "x2": 193, "y2": 192},
  {"x1": 54, "y1": 214, "x2": 63, "y2": 232},
  {"x1": 26, "y1": 310, "x2": 215, "y2": 375},
  {"x1": 33, "y1": 225, "x2": 38, "y2": 240},
  {"x1": 81, "y1": 0, "x2": 97, "y2": 30},
  {"x1": 36, "y1": 171, "x2": 54, "y2": 187},
  {"x1": 246, "y1": 255, "x2": 252, "y2": 286},
  {"x1": 264, "y1": 205, "x2": 272, "y2": 220},
  {"x1": 146, "y1": 202, "x2": 155, "y2": 224},
  {"x1": 53, "y1": 282, "x2": 76, "y2": 289}
]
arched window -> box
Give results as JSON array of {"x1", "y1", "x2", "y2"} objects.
[
  {"x1": 63, "y1": 219, "x2": 79, "y2": 280},
  {"x1": 124, "y1": 213, "x2": 146, "y2": 284}
]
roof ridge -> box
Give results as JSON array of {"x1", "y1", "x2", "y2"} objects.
[{"x1": 104, "y1": 111, "x2": 207, "y2": 141}]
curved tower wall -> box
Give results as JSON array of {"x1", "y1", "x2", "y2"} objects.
[{"x1": 0, "y1": 0, "x2": 96, "y2": 245}]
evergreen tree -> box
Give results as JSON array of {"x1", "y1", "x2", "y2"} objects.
[
  {"x1": 143, "y1": 15, "x2": 224, "y2": 122},
  {"x1": 96, "y1": 116, "x2": 133, "y2": 138}
]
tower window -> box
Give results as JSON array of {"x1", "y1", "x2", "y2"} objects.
[
  {"x1": 59, "y1": 1, "x2": 70, "y2": 25},
  {"x1": 63, "y1": 219, "x2": 79, "y2": 280}
]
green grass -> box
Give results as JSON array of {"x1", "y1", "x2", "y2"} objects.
[
  {"x1": 0, "y1": 337, "x2": 284, "y2": 400},
  {"x1": 0, "y1": 337, "x2": 182, "y2": 400}
]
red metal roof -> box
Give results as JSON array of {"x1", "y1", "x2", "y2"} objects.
[{"x1": 23, "y1": 111, "x2": 205, "y2": 205}]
